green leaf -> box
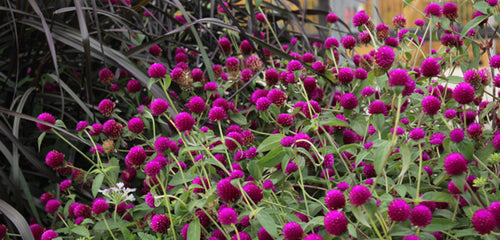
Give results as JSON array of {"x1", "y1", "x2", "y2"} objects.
[
  {"x1": 37, "y1": 132, "x2": 46, "y2": 152},
  {"x1": 169, "y1": 172, "x2": 194, "y2": 186},
  {"x1": 247, "y1": 160, "x2": 261, "y2": 180},
  {"x1": 0, "y1": 198, "x2": 34, "y2": 240},
  {"x1": 422, "y1": 218, "x2": 458, "y2": 232},
  {"x1": 390, "y1": 223, "x2": 414, "y2": 236},
  {"x1": 256, "y1": 211, "x2": 278, "y2": 237},
  {"x1": 397, "y1": 144, "x2": 412, "y2": 182},
  {"x1": 351, "y1": 206, "x2": 370, "y2": 228},
  {"x1": 258, "y1": 147, "x2": 288, "y2": 167},
  {"x1": 421, "y1": 192, "x2": 454, "y2": 203},
  {"x1": 229, "y1": 113, "x2": 247, "y2": 125},
  {"x1": 257, "y1": 134, "x2": 285, "y2": 152},
  {"x1": 451, "y1": 174, "x2": 466, "y2": 193},
  {"x1": 255, "y1": 0, "x2": 263, "y2": 8},
  {"x1": 461, "y1": 15, "x2": 488, "y2": 37},
  {"x1": 374, "y1": 140, "x2": 392, "y2": 175},
  {"x1": 187, "y1": 218, "x2": 201, "y2": 240},
  {"x1": 447, "y1": 76, "x2": 464, "y2": 84},
  {"x1": 319, "y1": 118, "x2": 349, "y2": 127},
  {"x1": 55, "y1": 119, "x2": 67, "y2": 129},
  {"x1": 372, "y1": 114, "x2": 385, "y2": 133},
  {"x1": 474, "y1": 1, "x2": 493, "y2": 14},
  {"x1": 71, "y1": 226, "x2": 89, "y2": 237},
  {"x1": 92, "y1": 173, "x2": 104, "y2": 198},
  {"x1": 355, "y1": 151, "x2": 370, "y2": 168},
  {"x1": 137, "y1": 232, "x2": 156, "y2": 240}
]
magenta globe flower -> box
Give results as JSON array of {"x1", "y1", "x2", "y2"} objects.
[
  {"x1": 36, "y1": 113, "x2": 56, "y2": 131},
  {"x1": 421, "y1": 95, "x2": 441, "y2": 115},
  {"x1": 283, "y1": 222, "x2": 304, "y2": 240},
  {"x1": 410, "y1": 205, "x2": 432, "y2": 227},
  {"x1": 453, "y1": 82, "x2": 475, "y2": 104},
  {"x1": 472, "y1": 209, "x2": 496, "y2": 235},
  {"x1": 148, "y1": 63, "x2": 167, "y2": 78},
  {"x1": 421, "y1": 58, "x2": 441, "y2": 77},
  {"x1": 324, "y1": 210, "x2": 348, "y2": 236},
  {"x1": 349, "y1": 185, "x2": 371, "y2": 207},
  {"x1": 388, "y1": 199, "x2": 411, "y2": 222},
  {"x1": 150, "y1": 214, "x2": 171, "y2": 234},
  {"x1": 174, "y1": 112, "x2": 195, "y2": 132},
  {"x1": 218, "y1": 207, "x2": 239, "y2": 225},
  {"x1": 444, "y1": 153, "x2": 468, "y2": 175}
]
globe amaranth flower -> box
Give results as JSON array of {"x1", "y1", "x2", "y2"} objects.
[
  {"x1": 361, "y1": 87, "x2": 376, "y2": 97},
  {"x1": 421, "y1": 95, "x2": 441, "y2": 115},
  {"x1": 103, "y1": 119, "x2": 123, "y2": 139},
  {"x1": 126, "y1": 79, "x2": 142, "y2": 93},
  {"x1": 128, "y1": 117, "x2": 145, "y2": 134},
  {"x1": 174, "y1": 112, "x2": 195, "y2": 132},
  {"x1": 303, "y1": 77, "x2": 317, "y2": 93},
  {"x1": 388, "y1": 199, "x2": 411, "y2": 222},
  {"x1": 76, "y1": 121, "x2": 89, "y2": 131},
  {"x1": 125, "y1": 146, "x2": 147, "y2": 168},
  {"x1": 421, "y1": 58, "x2": 441, "y2": 77},
  {"x1": 473, "y1": 209, "x2": 496, "y2": 235},
  {"x1": 374, "y1": 46, "x2": 395, "y2": 70},
  {"x1": 341, "y1": 36, "x2": 356, "y2": 49},
  {"x1": 37, "y1": 113, "x2": 56, "y2": 131},
  {"x1": 425, "y1": 3, "x2": 442, "y2": 17},
  {"x1": 282, "y1": 222, "x2": 304, "y2": 240},
  {"x1": 467, "y1": 122, "x2": 483, "y2": 139},
  {"x1": 217, "y1": 178, "x2": 241, "y2": 203},
  {"x1": 281, "y1": 136, "x2": 295, "y2": 147},
  {"x1": 218, "y1": 37, "x2": 232, "y2": 55},
  {"x1": 41, "y1": 230, "x2": 58, "y2": 240},
  {"x1": 256, "y1": 97, "x2": 272, "y2": 111},
  {"x1": 353, "y1": 10, "x2": 369, "y2": 27},
  {"x1": 265, "y1": 68, "x2": 279, "y2": 86},
  {"x1": 45, "y1": 150, "x2": 64, "y2": 169},
  {"x1": 453, "y1": 82, "x2": 475, "y2": 104},
  {"x1": 45, "y1": 199, "x2": 61, "y2": 214},
  {"x1": 285, "y1": 162, "x2": 298, "y2": 175},
  {"x1": 376, "y1": 23, "x2": 390, "y2": 41},
  {"x1": 448, "y1": 180, "x2": 467, "y2": 194},
  {"x1": 326, "y1": 13, "x2": 338, "y2": 23},
  {"x1": 150, "y1": 98, "x2": 169, "y2": 115},
  {"x1": 409, "y1": 128, "x2": 425, "y2": 140},
  {"x1": 287, "y1": 60, "x2": 303, "y2": 72},
  {"x1": 349, "y1": 185, "x2": 371, "y2": 207},
  {"x1": 324, "y1": 37, "x2": 339, "y2": 49},
  {"x1": 59, "y1": 179, "x2": 72, "y2": 192},
  {"x1": 267, "y1": 88, "x2": 287, "y2": 108},
  {"x1": 358, "y1": 31, "x2": 371, "y2": 44},
  {"x1": 148, "y1": 63, "x2": 166, "y2": 78},
  {"x1": 488, "y1": 202, "x2": 500, "y2": 228},
  {"x1": 150, "y1": 214, "x2": 171, "y2": 234},
  {"x1": 337, "y1": 67, "x2": 354, "y2": 85},
  {"x1": 324, "y1": 210, "x2": 348, "y2": 236},
  {"x1": 92, "y1": 198, "x2": 109, "y2": 215},
  {"x1": 444, "y1": 153, "x2": 468, "y2": 175},
  {"x1": 231, "y1": 232, "x2": 251, "y2": 240},
  {"x1": 340, "y1": 93, "x2": 358, "y2": 110},
  {"x1": 325, "y1": 189, "x2": 346, "y2": 210},
  {"x1": 388, "y1": 68, "x2": 410, "y2": 87},
  {"x1": 144, "y1": 160, "x2": 162, "y2": 176},
  {"x1": 449, "y1": 129, "x2": 464, "y2": 142},
  {"x1": 442, "y1": 2, "x2": 458, "y2": 20},
  {"x1": 415, "y1": 19, "x2": 425, "y2": 26},
  {"x1": 243, "y1": 182, "x2": 263, "y2": 204},
  {"x1": 410, "y1": 205, "x2": 432, "y2": 227},
  {"x1": 226, "y1": 132, "x2": 244, "y2": 151},
  {"x1": 392, "y1": 14, "x2": 406, "y2": 28},
  {"x1": 218, "y1": 207, "x2": 238, "y2": 225},
  {"x1": 490, "y1": 55, "x2": 500, "y2": 68},
  {"x1": 99, "y1": 68, "x2": 114, "y2": 84},
  {"x1": 354, "y1": 68, "x2": 367, "y2": 80},
  {"x1": 208, "y1": 106, "x2": 226, "y2": 121}
]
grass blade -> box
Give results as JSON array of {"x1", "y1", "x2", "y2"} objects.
[{"x1": 0, "y1": 198, "x2": 35, "y2": 240}]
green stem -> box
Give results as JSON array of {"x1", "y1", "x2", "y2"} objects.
[{"x1": 52, "y1": 129, "x2": 96, "y2": 165}]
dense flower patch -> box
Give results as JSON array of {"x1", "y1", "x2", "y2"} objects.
[{"x1": 9, "y1": 1, "x2": 500, "y2": 240}]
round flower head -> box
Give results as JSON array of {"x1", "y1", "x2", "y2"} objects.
[
  {"x1": 231, "y1": 232, "x2": 251, "y2": 240},
  {"x1": 473, "y1": 209, "x2": 496, "y2": 235},
  {"x1": 217, "y1": 178, "x2": 241, "y2": 203},
  {"x1": 444, "y1": 109, "x2": 457, "y2": 118},
  {"x1": 98, "y1": 99, "x2": 115, "y2": 116},
  {"x1": 208, "y1": 107, "x2": 226, "y2": 121},
  {"x1": 304, "y1": 234, "x2": 324, "y2": 240},
  {"x1": 490, "y1": 55, "x2": 500, "y2": 68},
  {"x1": 376, "y1": 23, "x2": 390, "y2": 41},
  {"x1": 92, "y1": 198, "x2": 109, "y2": 215},
  {"x1": 374, "y1": 46, "x2": 395, "y2": 70},
  {"x1": 150, "y1": 214, "x2": 171, "y2": 234},
  {"x1": 287, "y1": 60, "x2": 303, "y2": 72},
  {"x1": 36, "y1": 113, "x2": 56, "y2": 131},
  {"x1": 354, "y1": 68, "x2": 367, "y2": 80},
  {"x1": 148, "y1": 63, "x2": 166, "y2": 78},
  {"x1": 41, "y1": 230, "x2": 58, "y2": 240},
  {"x1": 361, "y1": 87, "x2": 376, "y2": 97},
  {"x1": 281, "y1": 136, "x2": 295, "y2": 147},
  {"x1": 225, "y1": 57, "x2": 240, "y2": 73},
  {"x1": 243, "y1": 182, "x2": 263, "y2": 204},
  {"x1": 186, "y1": 96, "x2": 206, "y2": 114},
  {"x1": 148, "y1": 44, "x2": 162, "y2": 57},
  {"x1": 489, "y1": 0, "x2": 499, "y2": 6},
  {"x1": 285, "y1": 162, "x2": 298, "y2": 175},
  {"x1": 103, "y1": 119, "x2": 123, "y2": 139},
  {"x1": 265, "y1": 68, "x2": 279, "y2": 86},
  {"x1": 444, "y1": 153, "x2": 468, "y2": 175},
  {"x1": 410, "y1": 205, "x2": 432, "y2": 227},
  {"x1": 324, "y1": 210, "x2": 348, "y2": 236},
  {"x1": 325, "y1": 189, "x2": 346, "y2": 210},
  {"x1": 341, "y1": 35, "x2": 357, "y2": 49},
  {"x1": 145, "y1": 192, "x2": 156, "y2": 208},
  {"x1": 267, "y1": 89, "x2": 287, "y2": 108},
  {"x1": 443, "y1": 2, "x2": 458, "y2": 20},
  {"x1": 392, "y1": 14, "x2": 406, "y2": 28},
  {"x1": 337, "y1": 67, "x2": 354, "y2": 85},
  {"x1": 421, "y1": 95, "x2": 441, "y2": 115},
  {"x1": 358, "y1": 31, "x2": 371, "y2": 44},
  {"x1": 353, "y1": 10, "x2": 369, "y2": 27},
  {"x1": 99, "y1": 68, "x2": 114, "y2": 84},
  {"x1": 174, "y1": 112, "x2": 195, "y2": 132},
  {"x1": 218, "y1": 207, "x2": 238, "y2": 225},
  {"x1": 324, "y1": 37, "x2": 339, "y2": 49},
  {"x1": 59, "y1": 179, "x2": 72, "y2": 192},
  {"x1": 145, "y1": 161, "x2": 162, "y2": 176},
  {"x1": 388, "y1": 199, "x2": 411, "y2": 222},
  {"x1": 349, "y1": 185, "x2": 371, "y2": 207},
  {"x1": 126, "y1": 79, "x2": 142, "y2": 93},
  {"x1": 467, "y1": 122, "x2": 483, "y2": 139},
  {"x1": 425, "y1": 3, "x2": 442, "y2": 17},
  {"x1": 421, "y1": 58, "x2": 441, "y2": 77},
  {"x1": 256, "y1": 97, "x2": 271, "y2": 111},
  {"x1": 388, "y1": 68, "x2": 410, "y2": 87},
  {"x1": 125, "y1": 145, "x2": 147, "y2": 168},
  {"x1": 326, "y1": 12, "x2": 338, "y2": 23},
  {"x1": 45, "y1": 199, "x2": 61, "y2": 214},
  {"x1": 415, "y1": 19, "x2": 425, "y2": 26},
  {"x1": 45, "y1": 150, "x2": 64, "y2": 169},
  {"x1": 340, "y1": 93, "x2": 358, "y2": 110},
  {"x1": 240, "y1": 40, "x2": 253, "y2": 55},
  {"x1": 282, "y1": 222, "x2": 303, "y2": 240},
  {"x1": 493, "y1": 134, "x2": 500, "y2": 149},
  {"x1": 404, "y1": 236, "x2": 421, "y2": 240},
  {"x1": 76, "y1": 121, "x2": 89, "y2": 131},
  {"x1": 488, "y1": 202, "x2": 500, "y2": 228},
  {"x1": 218, "y1": 37, "x2": 232, "y2": 55},
  {"x1": 453, "y1": 82, "x2": 475, "y2": 104},
  {"x1": 128, "y1": 117, "x2": 145, "y2": 134},
  {"x1": 409, "y1": 128, "x2": 425, "y2": 140},
  {"x1": 150, "y1": 98, "x2": 169, "y2": 115}
]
